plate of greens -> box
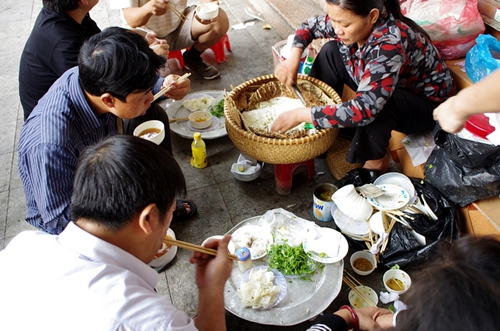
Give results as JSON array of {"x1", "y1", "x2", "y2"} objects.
[{"x1": 158, "y1": 90, "x2": 226, "y2": 139}]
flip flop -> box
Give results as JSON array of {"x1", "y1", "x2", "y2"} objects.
[{"x1": 172, "y1": 199, "x2": 197, "y2": 223}]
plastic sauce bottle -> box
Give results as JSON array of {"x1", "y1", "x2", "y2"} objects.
[
  {"x1": 191, "y1": 132, "x2": 207, "y2": 169},
  {"x1": 235, "y1": 247, "x2": 253, "y2": 273},
  {"x1": 301, "y1": 56, "x2": 314, "y2": 75}
]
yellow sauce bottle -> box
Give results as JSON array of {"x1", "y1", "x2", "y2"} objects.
[{"x1": 191, "y1": 132, "x2": 207, "y2": 168}]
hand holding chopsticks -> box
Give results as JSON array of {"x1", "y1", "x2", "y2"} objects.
[
  {"x1": 163, "y1": 236, "x2": 238, "y2": 261},
  {"x1": 167, "y1": 3, "x2": 187, "y2": 22},
  {"x1": 152, "y1": 72, "x2": 191, "y2": 102}
]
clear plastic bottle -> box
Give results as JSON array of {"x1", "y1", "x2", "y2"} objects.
[
  {"x1": 191, "y1": 132, "x2": 207, "y2": 169},
  {"x1": 301, "y1": 56, "x2": 314, "y2": 75}
]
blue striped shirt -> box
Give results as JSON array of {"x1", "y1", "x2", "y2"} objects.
[{"x1": 18, "y1": 67, "x2": 118, "y2": 234}]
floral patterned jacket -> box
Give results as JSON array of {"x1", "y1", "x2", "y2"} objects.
[{"x1": 293, "y1": 7, "x2": 455, "y2": 128}]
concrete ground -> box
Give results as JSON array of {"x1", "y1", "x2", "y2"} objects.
[{"x1": 1, "y1": 0, "x2": 407, "y2": 329}]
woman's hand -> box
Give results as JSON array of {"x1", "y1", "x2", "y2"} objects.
[
  {"x1": 433, "y1": 95, "x2": 471, "y2": 134},
  {"x1": 274, "y1": 47, "x2": 302, "y2": 87},
  {"x1": 162, "y1": 74, "x2": 190, "y2": 100},
  {"x1": 270, "y1": 108, "x2": 312, "y2": 133}
]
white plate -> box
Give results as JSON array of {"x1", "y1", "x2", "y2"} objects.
[
  {"x1": 158, "y1": 90, "x2": 226, "y2": 139},
  {"x1": 238, "y1": 266, "x2": 287, "y2": 310},
  {"x1": 374, "y1": 172, "x2": 416, "y2": 204},
  {"x1": 231, "y1": 225, "x2": 273, "y2": 260},
  {"x1": 201, "y1": 235, "x2": 236, "y2": 254},
  {"x1": 332, "y1": 208, "x2": 370, "y2": 237},
  {"x1": 367, "y1": 184, "x2": 410, "y2": 211},
  {"x1": 303, "y1": 227, "x2": 348, "y2": 264}
]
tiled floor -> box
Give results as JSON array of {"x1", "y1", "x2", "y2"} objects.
[{"x1": 0, "y1": 0, "x2": 398, "y2": 329}]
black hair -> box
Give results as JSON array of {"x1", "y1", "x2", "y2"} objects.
[
  {"x1": 78, "y1": 27, "x2": 166, "y2": 101},
  {"x1": 395, "y1": 236, "x2": 500, "y2": 331},
  {"x1": 326, "y1": 0, "x2": 431, "y2": 40},
  {"x1": 43, "y1": 0, "x2": 80, "y2": 13},
  {"x1": 71, "y1": 135, "x2": 186, "y2": 231}
]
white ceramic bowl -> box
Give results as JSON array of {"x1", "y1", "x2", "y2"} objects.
[
  {"x1": 202, "y1": 235, "x2": 236, "y2": 254},
  {"x1": 348, "y1": 285, "x2": 378, "y2": 308},
  {"x1": 133, "y1": 120, "x2": 165, "y2": 145},
  {"x1": 383, "y1": 269, "x2": 412, "y2": 294},
  {"x1": 149, "y1": 228, "x2": 177, "y2": 269},
  {"x1": 230, "y1": 163, "x2": 263, "y2": 182},
  {"x1": 350, "y1": 251, "x2": 376, "y2": 276},
  {"x1": 189, "y1": 110, "x2": 213, "y2": 130},
  {"x1": 195, "y1": 2, "x2": 219, "y2": 20}
]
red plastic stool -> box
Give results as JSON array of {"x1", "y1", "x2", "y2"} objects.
[
  {"x1": 273, "y1": 159, "x2": 316, "y2": 195},
  {"x1": 209, "y1": 34, "x2": 232, "y2": 63},
  {"x1": 168, "y1": 50, "x2": 184, "y2": 69}
]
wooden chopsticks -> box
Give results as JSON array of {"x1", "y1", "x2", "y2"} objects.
[
  {"x1": 168, "y1": 3, "x2": 187, "y2": 21},
  {"x1": 152, "y1": 73, "x2": 191, "y2": 103},
  {"x1": 342, "y1": 270, "x2": 378, "y2": 307},
  {"x1": 168, "y1": 117, "x2": 189, "y2": 123},
  {"x1": 163, "y1": 237, "x2": 238, "y2": 261}
]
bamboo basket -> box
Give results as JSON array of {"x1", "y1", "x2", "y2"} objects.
[
  {"x1": 326, "y1": 137, "x2": 363, "y2": 180},
  {"x1": 224, "y1": 74, "x2": 341, "y2": 164}
]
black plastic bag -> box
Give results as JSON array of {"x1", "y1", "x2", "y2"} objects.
[
  {"x1": 379, "y1": 179, "x2": 460, "y2": 269},
  {"x1": 339, "y1": 168, "x2": 378, "y2": 188},
  {"x1": 424, "y1": 125, "x2": 500, "y2": 207}
]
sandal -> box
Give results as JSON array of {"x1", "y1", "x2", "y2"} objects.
[{"x1": 172, "y1": 199, "x2": 197, "y2": 223}]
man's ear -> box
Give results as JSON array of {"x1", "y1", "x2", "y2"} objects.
[
  {"x1": 101, "y1": 93, "x2": 116, "y2": 109},
  {"x1": 137, "y1": 203, "x2": 158, "y2": 235}
]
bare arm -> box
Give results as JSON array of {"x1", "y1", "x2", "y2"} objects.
[
  {"x1": 270, "y1": 107, "x2": 313, "y2": 133},
  {"x1": 191, "y1": 235, "x2": 233, "y2": 331},
  {"x1": 433, "y1": 68, "x2": 500, "y2": 133},
  {"x1": 122, "y1": 0, "x2": 168, "y2": 28},
  {"x1": 275, "y1": 47, "x2": 302, "y2": 87}
]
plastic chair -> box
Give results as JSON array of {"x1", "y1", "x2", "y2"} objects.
[
  {"x1": 273, "y1": 159, "x2": 316, "y2": 195},
  {"x1": 209, "y1": 33, "x2": 231, "y2": 63},
  {"x1": 168, "y1": 50, "x2": 185, "y2": 69}
]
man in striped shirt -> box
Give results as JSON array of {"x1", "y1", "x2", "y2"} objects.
[{"x1": 18, "y1": 27, "x2": 190, "y2": 235}]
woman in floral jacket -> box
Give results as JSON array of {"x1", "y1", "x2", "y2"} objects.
[{"x1": 272, "y1": 0, "x2": 455, "y2": 173}]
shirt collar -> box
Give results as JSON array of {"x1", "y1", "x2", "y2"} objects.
[{"x1": 58, "y1": 222, "x2": 159, "y2": 289}]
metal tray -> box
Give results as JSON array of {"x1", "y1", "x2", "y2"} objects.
[{"x1": 224, "y1": 215, "x2": 343, "y2": 326}]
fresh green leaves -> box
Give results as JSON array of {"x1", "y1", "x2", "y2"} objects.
[
  {"x1": 267, "y1": 240, "x2": 322, "y2": 281},
  {"x1": 210, "y1": 99, "x2": 225, "y2": 118}
]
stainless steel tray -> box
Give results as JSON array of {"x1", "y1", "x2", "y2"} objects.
[{"x1": 224, "y1": 215, "x2": 343, "y2": 326}]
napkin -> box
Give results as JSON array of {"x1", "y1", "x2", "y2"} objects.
[
  {"x1": 306, "y1": 227, "x2": 341, "y2": 258},
  {"x1": 402, "y1": 132, "x2": 436, "y2": 167},
  {"x1": 379, "y1": 291, "x2": 399, "y2": 304},
  {"x1": 236, "y1": 154, "x2": 261, "y2": 174}
]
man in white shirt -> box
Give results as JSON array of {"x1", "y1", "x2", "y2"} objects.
[
  {"x1": 0, "y1": 135, "x2": 233, "y2": 331},
  {"x1": 111, "y1": 0, "x2": 229, "y2": 80}
]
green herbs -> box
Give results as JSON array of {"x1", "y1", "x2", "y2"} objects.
[
  {"x1": 267, "y1": 241, "x2": 322, "y2": 281},
  {"x1": 210, "y1": 99, "x2": 225, "y2": 118}
]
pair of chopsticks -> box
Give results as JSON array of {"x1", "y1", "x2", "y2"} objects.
[
  {"x1": 169, "y1": 117, "x2": 189, "y2": 123},
  {"x1": 343, "y1": 270, "x2": 378, "y2": 307},
  {"x1": 168, "y1": 3, "x2": 186, "y2": 21},
  {"x1": 163, "y1": 237, "x2": 238, "y2": 261},
  {"x1": 152, "y1": 73, "x2": 191, "y2": 103}
]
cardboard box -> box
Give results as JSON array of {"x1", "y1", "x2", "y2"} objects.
[
  {"x1": 459, "y1": 197, "x2": 500, "y2": 238},
  {"x1": 445, "y1": 58, "x2": 474, "y2": 91}
]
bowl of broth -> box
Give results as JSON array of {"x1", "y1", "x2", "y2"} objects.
[
  {"x1": 350, "y1": 250, "x2": 376, "y2": 276},
  {"x1": 383, "y1": 268, "x2": 412, "y2": 294},
  {"x1": 133, "y1": 120, "x2": 165, "y2": 145},
  {"x1": 189, "y1": 111, "x2": 213, "y2": 130}
]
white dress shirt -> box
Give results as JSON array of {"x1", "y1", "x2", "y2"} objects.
[{"x1": 0, "y1": 222, "x2": 198, "y2": 331}]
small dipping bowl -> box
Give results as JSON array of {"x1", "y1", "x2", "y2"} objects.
[
  {"x1": 189, "y1": 110, "x2": 213, "y2": 130},
  {"x1": 201, "y1": 235, "x2": 236, "y2": 254},
  {"x1": 348, "y1": 285, "x2": 378, "y2": 308},
  {"x1": 350, "y1": 251, "x2": 376, "y2": 276},
  {"x1": 383, "y1": 269, "x2": 412, "y2": 295},
  {"x1": 133, "y1": 120, "x2": 165, "y2": 145},
  {"x1": 195, "y1": 2, "x2": 219, "y2": 20}
]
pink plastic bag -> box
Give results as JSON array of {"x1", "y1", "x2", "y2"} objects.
[{"x1": 401, "y1": 0, "x2": 485, "y2": 59}]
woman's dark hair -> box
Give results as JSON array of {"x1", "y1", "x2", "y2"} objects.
[
  {"x1": 326, "y1": 0, "x2": 431, "y2": 40},
  {"x1": 43, "y1": 0, "x2": 80, "y2": 13},
  {"x1": 78, "y1": 27, "x2": 166, "y2": 101},
  {"x1": 71, "y1": 135, "x2": 186, "y2": 231},
  {"x1": 395, "y1": 236, "x2": 500, "y2": 331}
]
